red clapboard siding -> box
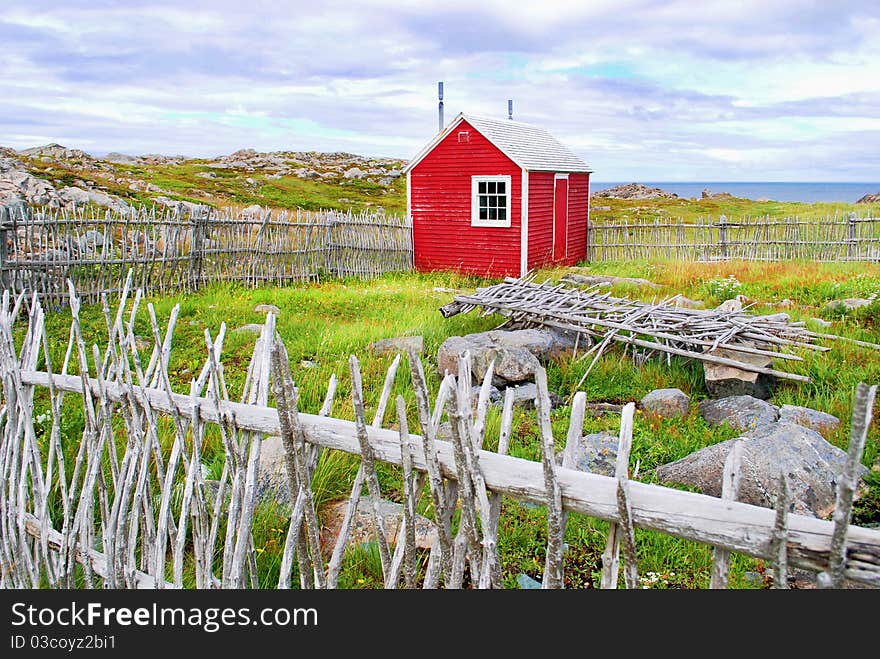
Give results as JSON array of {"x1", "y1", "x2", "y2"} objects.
[
  {"x1": 527, "y1": 171, "x2": 554, "y2": 271},
  {"x1": 410, "y1": 120, "x2": 522, "y2": 277},
  {"x1": 564, "y1": 172, "x2": 590, "y2": 266}
]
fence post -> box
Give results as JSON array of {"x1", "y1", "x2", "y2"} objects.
[
  {"x1": 718, "y1": 215, "x2": 728, "y2": 259},
  {"x1": 189, "y1": 209, "x2": 206, "y2": 292},
  {"x1": 0, "y1": 206, "x2": 9, "y2": 290},
  {"x1": 847, "y1": 212, "x2": 857, "y2": 261}
]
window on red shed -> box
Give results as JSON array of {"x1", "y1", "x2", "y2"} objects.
[{"x1": 471, "y1": 175, "x2": 511, "y2": 228}]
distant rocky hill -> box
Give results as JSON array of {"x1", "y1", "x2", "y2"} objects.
[
  {"x1": 856, "y1": 192, "x2": 880, "y2": 204},
  {"x1": 0, "y1": 143, "x2": 407, "y2": 216},
  {"x1": 591, "y1": 182, "x2": 678, "y2": 200}
]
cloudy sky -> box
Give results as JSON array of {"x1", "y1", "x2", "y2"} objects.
[{"x1": 1, "y1": 1, "x2": 879, "y2": 181}]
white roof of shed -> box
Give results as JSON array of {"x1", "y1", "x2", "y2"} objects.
[{"x1": 404, "y1": 112, "x2": 592, "y2": 173}]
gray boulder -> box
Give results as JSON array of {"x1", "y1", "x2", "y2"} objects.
[
  {"x1": 656, "y1": 422, "x2": 869, "y2": 518},
  {"x1": 703, "y1": 346, "x2": 776, "y2": 399},
  {"x1": 778, "y1": 404, "x2": 840, "y2": 436},
  {"x1": 640, "y1": 388, "x2": 690, "y2": 419},
  {"x1": 369, "y1": 335, "x2": 424, "y2": 356},
  {"x1": 254, "y1": 303, "x2": 280, "y2": 315},
  {"x1": 320, "y1": 496, "x2": 438, "y2": 553},
  {"x1": 437, "y1": 328, "x2": 576, "y2": 385},
  {"x1": 698, "y1": 395, "x2": 779, "y2": 432}
]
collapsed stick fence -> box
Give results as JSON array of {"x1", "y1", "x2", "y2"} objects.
[
  {"x1": 1, "y1": 277, "x2": 878, "y2": 589},
  {"x1": 0, "y1": 205, "x2": 413, "y2": 306},
  {"x1": 587, "y1": 213, "x2": 880, "y2": 263}
]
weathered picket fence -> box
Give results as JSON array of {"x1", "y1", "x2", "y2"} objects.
[
  {"x1": 587, "y1": 214, "x2": 880, "y2": 263},
  {"x1": 1, "y1": 277, "x2": 878, "y2": 589},
  {"x1": 0, "y1": 205, "x2": 413, "y2": 306}
]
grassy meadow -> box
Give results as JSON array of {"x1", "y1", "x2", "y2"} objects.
[{"x1": 29, "y1": 255, "x2": 880, "y2": 589}]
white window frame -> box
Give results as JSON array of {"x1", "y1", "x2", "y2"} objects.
[{"x1": 471, "y1": 175, "x2": 512, "y2": 228}]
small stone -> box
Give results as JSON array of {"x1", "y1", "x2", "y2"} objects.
[
  {"x1": 673, "y1": 296, "x2": 705, "y2": 309},
  {"x1": 825, "y1": 298, "x2": 872, "y2": 314},
  {"x1": 254, "y1": 303, "x2": 280, "y2": 315},
  {"x1": 640, "y1": 388, "x2": 690, "y2": 419},
  {"x1": 470, "y1": 384, "x2": 502, "y2": 406},
  {"x1": 715, "y1": 298, "x2": 743, "y2": 314},
  {"x1": 743, "y1": 571, "x2": 764, "y2": 586},
  {"x1": 564, "y1": 431, "x2": 618, "y2": 476},
  {"x1": 233, "y1": 323, "x2": 264, "y2": 334},
  {"x1": 516, "y1": 573, "x2": 543, "y2": 589},
  {"x1": 368, "y1": 335, "x2": 424, "y2": 356},
  {"x1": 300, "y1": 360, "x2": 317, "y2": 369}
]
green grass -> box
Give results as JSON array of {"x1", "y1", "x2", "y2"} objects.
[
  {"x1": 23, "y1": 258, "x2": 880, "y2": 589},
  {"x1": 591, "y1": 194, "x2": 880, "y2": 224}
]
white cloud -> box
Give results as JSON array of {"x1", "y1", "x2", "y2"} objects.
[{"x1": 0, "y1": 1, "x2": 878, "y2": 180}]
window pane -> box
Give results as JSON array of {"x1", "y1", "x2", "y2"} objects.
[
  {"x1": 478, "y1": 182, "x2": 486, "y2": 194},
  {"x1": 487, "y1": 181, "x2": 496, "y2": 194},
  {"x1": 489, "y1": 197, "x2": 497, "y2": 207},
  {"x1": 479, "y1": 195, "x2": 488, "y2": 208},
  {"x1": 480, "y1": 207, "x2": 488, "y2": 219},
  {"x1": 497, "y1": 196, "x2": 506, "y2": 208},
  {"x1": 488, "y1": 208, "x2": 497, "y2": 220},
  {"x1": 497, "y1": 182, "x2": 506, "y2": 194},
  {"x1": 498, "y1": 208, "x2": 506, "y2": 220}
]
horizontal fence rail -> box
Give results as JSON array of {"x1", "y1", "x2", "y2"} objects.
[
  {"x1": 1, "y1": 279, "x2": 878, "y2": 589},
  {"x1": 0, "y1": 205, "x2": 413, "y2": 305},
  {"x1": 587, "y1": 214, "x2": 880, "y2": 263}
]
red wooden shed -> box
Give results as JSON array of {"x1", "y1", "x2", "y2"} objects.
[{"x1": 404, "y1": 112, "x2": 592, "y2": 278}]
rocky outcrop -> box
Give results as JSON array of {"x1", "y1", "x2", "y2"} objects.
[
  {"x1": 0, "y1": 158, "x2": 60, "y2": 209},
  {"x1": 701, "y1": 188, "x2": 734, "y2": 199},
  {"x1": 58, "y1": 186, "x2": 131, "y2": 213},
  {"x1": 855, "y1": 192, "x2": 880, "y2": 204},
  {"x1": 656, "y1": 422, "x2": 868, "y2": 518},
  {"x1": 591, "y1": 183, "x2": 677, "y2": 200},
  {"x1": 19, "y1": 143, "x2": 94, "y2": 162},
  {"x1": 698, "y1": 395, "x2": 779, "y2": 432}
]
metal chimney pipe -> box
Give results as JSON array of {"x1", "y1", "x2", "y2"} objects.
[
  {"x1": 438, "y1": 81, "x2": 444, "y2": 133},
  {"x1": 508, "y1": 99, "x2": 513, "y2": 120}
]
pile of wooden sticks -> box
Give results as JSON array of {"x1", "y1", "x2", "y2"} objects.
[{"x1": 441, "y1": 275, "x2": 880, "y2": 384}]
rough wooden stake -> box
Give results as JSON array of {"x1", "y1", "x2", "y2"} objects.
[
  {"x1": 771, "y1": 474, "x2": 791, "y2": 589},
  {"x1": 536, "y1": 367, "x2": 565, "y2": 589},
  {"x1": 819, "y1": 382, "x2": 876, "y2": 588},
  {"x1": 710, "y1": 441, "x2": 744, "y2": 589},
  {"x1": 600, "y1": 402, "x2": 635, "y2": 589}
]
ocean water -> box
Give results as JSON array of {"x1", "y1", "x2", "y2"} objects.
[{"x1": 590, "y1": 182, "x2": 880, "y2": 204}]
